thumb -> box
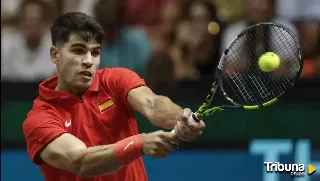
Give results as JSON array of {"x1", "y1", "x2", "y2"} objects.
[
  {"x1": 181, "y1": 108, "x2": 192, "y2": 123},
  {"x1": 197, "y1": 120, "x2": 206, "y2": 129}
]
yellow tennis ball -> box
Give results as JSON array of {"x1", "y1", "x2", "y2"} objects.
[{"x1": 258, "y1": 52, "x2": 280, "y2": 72}]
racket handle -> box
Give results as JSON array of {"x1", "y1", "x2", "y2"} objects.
[
  {"x1": 171, "y1": 113, "x2": 200, "y2": 135},
  {"x1": 191, "y1": 113, "x2": 201, "y2": 122}
]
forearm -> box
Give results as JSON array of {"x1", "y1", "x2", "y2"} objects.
[
  {"x1": 71, "y1": 144, "x2": 121, "y2": 177},
  {"x1": 145, "y1": 95, "x2": 183, "y2": 129},
  {"x1": 71, "y1": 135, "x2": 143, "y2": 178}
]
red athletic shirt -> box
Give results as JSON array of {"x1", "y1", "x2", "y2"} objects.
[{"x1": 23, "y1": 68, "x2": 148, "y2": 181}]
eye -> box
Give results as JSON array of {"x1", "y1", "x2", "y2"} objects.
[
  {"x1": 72, "y1": 48, "x2": 86, "y2": 55},
  {"x1": 91, "y1": 50, "x2": 101, "y2": 57}
]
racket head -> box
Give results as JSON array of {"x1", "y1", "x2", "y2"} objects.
[{"x1": 215, "y1": 22, "x2": 303, "y2": 109}]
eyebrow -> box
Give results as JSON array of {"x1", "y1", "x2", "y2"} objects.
[{"x1": 70, "y1": 43, "x2": 101, "y2": 50}]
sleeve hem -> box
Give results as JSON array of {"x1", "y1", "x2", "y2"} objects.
[
  {"x1": 31, "y1": 131, "x2": 68, "y2": 165},
  {"x1": 124, "y1": 80, "x2": 146, "y2": 107}
]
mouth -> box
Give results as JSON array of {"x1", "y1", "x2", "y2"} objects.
[{"x1": 79, "y1": 71, "x2": 93, "y2": 79}]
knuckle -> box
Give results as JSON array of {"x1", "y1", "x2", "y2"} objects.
[
  {"x1": 156, "y1": 137, "x2": 163, "y2": 143},
  {"x1": 184, "y1": 108, "x2": 192, "y2": 113},
  {"x1": 157, "y1": 130, "x2": 165, "y2": 135}
]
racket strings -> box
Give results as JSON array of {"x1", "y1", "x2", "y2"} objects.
[
  {"x1": 245, "y1": 31, "x2": 287, "y2": 101},
  {"x1": 261, "y1": 26, "x2": 300, "y2": 87},
  {"x1": 220, "y1": 24, "x2": 301, "y2": 106},
  {"x1": 224, "y1": 33, "x2": 274, "y2": 105}
]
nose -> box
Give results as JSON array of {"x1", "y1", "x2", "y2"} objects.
[{"x1": 82, "y1": 52, "x2": 93, "y2": 67}]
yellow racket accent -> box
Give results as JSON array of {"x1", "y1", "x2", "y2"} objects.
[
  {"x1": 243, "y1": 105, "x2": 259, "y2": 110},
  {"x1": 226, "y1": 97, "x2": 234, "y2": 102},
  {"x1": 262, "y1": 98, "x2": 278, "y2": 107},
  {"x1": 196, "y1": 107, "x2": 224, "y2": 117},
  {"x1": 299, "y1": 52, "x2": 302, "y2": 60}
]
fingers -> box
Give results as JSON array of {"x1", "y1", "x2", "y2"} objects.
[
  {"x1": 160, "y1": 131, "x2": 180, "y2": 145},
  {"x1": 176, "y1": 121, "x2": 202, "y2": 136},
  {"x1": 175, "y1": 109, "x2": 206, "y2": 142},
  {"x1": 155, "y1": 131, "x2": 179, "y2": 158},
  {"x1": 183, "y1": 116, "x2": 206, "y2": 135},
  {"x1": 175, "y1": 125, "x2": 202, "y2": 142},
  {"x1": 181, "y1": 108, "x2": 192, "y2": 123},
  {"x1": 162, "y1": 141, "x2": 177, "y2": 153},
  {"x1": 181, "y1": 108, "x2": 206, "y2": 130}
]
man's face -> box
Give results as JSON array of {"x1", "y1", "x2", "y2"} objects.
[{"x1": 51, "y1": 34, "x2": 101, "y2": 92}]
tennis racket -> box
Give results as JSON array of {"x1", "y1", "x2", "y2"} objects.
[{"x1": 172, "y1": 22, "x2": 303, "y2": 132}]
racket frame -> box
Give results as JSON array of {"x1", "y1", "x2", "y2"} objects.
[{"x1": 192, "y1": 22, "x2": 303, "y2": 122}]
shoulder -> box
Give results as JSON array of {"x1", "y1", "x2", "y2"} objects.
[
  {"x1": 97, "y1": 68, "x2": 146, "y2": 101},
  {"x1": 23, "y1": 98, "x2": 63, "y2": 135}
]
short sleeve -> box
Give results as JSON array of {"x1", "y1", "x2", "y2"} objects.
[
  {"x1": 100, "y1": 68, "x2": 146, "y2": 106},
  {"x1": 23, "y1": 111, "x2": 67, "y2": 165}
]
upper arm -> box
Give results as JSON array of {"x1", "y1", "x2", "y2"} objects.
[
  {"x1": 127, "y1": 86, "x2": 158, "y2": 116},
  {"x1": 40, "y1": 133, "x2": 87, "y2": 172},
  {"x1": 23, "y1": 111, "x2": 86, "y2": 172}
]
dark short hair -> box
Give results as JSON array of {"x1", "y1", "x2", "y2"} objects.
[{"x1": 50, "y1": 12, "x2": 105, "y2": 45}]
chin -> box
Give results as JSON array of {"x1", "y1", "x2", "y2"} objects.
[{"x1": 74, "y1": 80, "x2": 92, "y2": 92}]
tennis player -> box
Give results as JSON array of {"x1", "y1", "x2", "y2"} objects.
[{"x1": 22, "y1": 12, "x2": 205, "y2": 181}]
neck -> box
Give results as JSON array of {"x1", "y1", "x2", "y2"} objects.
[{"x1": 55, "y1": 75, "x2": 84, "y2": 96}]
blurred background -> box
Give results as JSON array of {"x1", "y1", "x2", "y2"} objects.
[{"x1": 1, "y1": 0, "x2": 319, "y2": 181}]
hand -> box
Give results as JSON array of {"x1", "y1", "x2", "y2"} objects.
[
  {"x1": 175, "y1": 108, "x2": 206, "y2": 142},
  {"x1": 142, "y1": 130, "x2": 179, "y2": 158}
]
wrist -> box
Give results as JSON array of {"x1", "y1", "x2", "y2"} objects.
[{"x1": 113, "y1": 134, "x2": 143, "y2": 165}]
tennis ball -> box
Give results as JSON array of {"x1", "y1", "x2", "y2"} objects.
[{"x1": 258, "y1": 52, "x2": 280, "y2": 72}]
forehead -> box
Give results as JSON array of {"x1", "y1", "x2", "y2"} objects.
[{"x1": 64, "y1": 34, "x2": 101, "y2": 48}]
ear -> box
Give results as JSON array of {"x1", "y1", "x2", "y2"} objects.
[{"x1": 50, "y1": 46, "x2": 59, "y2": 65}]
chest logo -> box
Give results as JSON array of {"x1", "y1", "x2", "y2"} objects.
[
  {"x1": 65, "y1": 119, "x2": 72, "y2": 127},
  {"x1": 97, "y1": 99, "x2": 115, "y2": 114}
]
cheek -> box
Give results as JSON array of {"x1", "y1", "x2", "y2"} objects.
[
  {"x1": 94, "y1": 57, "x2": 101, "y2": 69},
  {"x1": 59, "y1": 55, "x2": 80, "y2": 79}
]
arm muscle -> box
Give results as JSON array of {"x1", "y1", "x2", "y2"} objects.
[
  {"x1": 40, "y1": 133, "x2": 121, "y2": 178},
  {"x1": 127, "y1": 86, "x2": 183, "y2": 129}
]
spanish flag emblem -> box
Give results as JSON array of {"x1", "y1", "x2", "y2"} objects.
[{"x1": 97, "y1": 99, "x2": 114, "y2": 113}]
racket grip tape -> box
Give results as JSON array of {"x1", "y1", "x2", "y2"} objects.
[{"x1": 171, "y1": 113, "x2": 200, "y2": 135}]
